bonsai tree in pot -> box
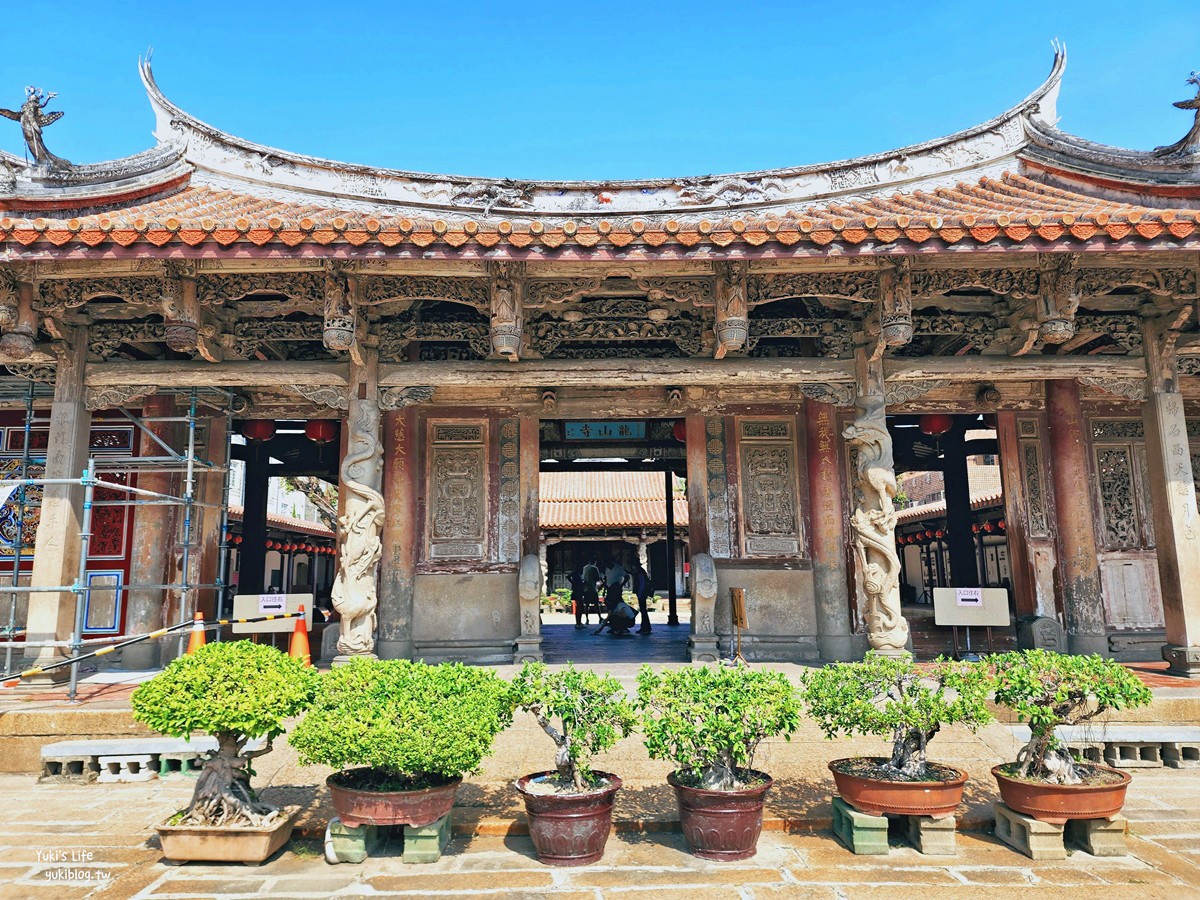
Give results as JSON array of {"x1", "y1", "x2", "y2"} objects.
[
  {"x1": 289, "y1": 658, "x2": 513, "y2": 831},
  {"x1": 988, "y1": 649, "x2": 1152, "y2": 823},
  {"x1": 636, "y1": 663, "x2": 801, "y2": 860},
  {"x1": 130, "y1": 640, "x2": 318, "y2": 864},
  {"x1": 511, "y1": 661, "x2": 637, "y2": 866},
  {"x1": 801, "y1": 652, "x2": 993, "y2": 817}
]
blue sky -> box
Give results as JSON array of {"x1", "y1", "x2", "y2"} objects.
[{"x1": 1, "y1": 1, "x2": 1196, "y2": 180}]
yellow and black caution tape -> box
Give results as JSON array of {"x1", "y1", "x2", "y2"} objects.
[{"x1": 1, "y1": 611, "x2": 305, "y2": 687}]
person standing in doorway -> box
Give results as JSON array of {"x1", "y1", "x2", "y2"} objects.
[
  {"x1": 581, "y1": 558, "x2": 601, "y2": 625},
  {"x1": 631, "y1": 562, "x2": 652, "y2": 634},
  {"x1": 569, "y1": 567, "x2": 587, "y2": 629}
]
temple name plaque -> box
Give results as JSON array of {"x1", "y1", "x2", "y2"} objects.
[{"x1": 932, "y1": 587, "x2": 1010, "y2": 627}]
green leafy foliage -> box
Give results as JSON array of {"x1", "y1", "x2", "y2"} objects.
[
  {"x1": 800, "y1": 652, "x2": 992, "y2": 779},
  {"x1": 636, "y1": 663, "x2": 801, "y2": 790},
  {"x1": 988, "y1": 650, "x2": 1153, "y2": 782},
  {"x1": 511, "y1": 661, "x2": 636, "y2": 791},
  {"x1": 288, "y1": 658, "x2": 514, "y2": 780},
  {"x1": 130, "y1": 640, "x2": 317, "y2": 743}
]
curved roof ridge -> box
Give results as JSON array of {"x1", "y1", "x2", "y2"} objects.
[{"x1": 134, "y1": 51, "x2": 1065, "y2": 217}]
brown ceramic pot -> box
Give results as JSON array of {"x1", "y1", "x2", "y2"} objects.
[
  {"x1": 829, "y1": 757, "x2": 968, "y2": 817},
  {"x1": 156, "y1": 807, "x2": 298, "y2": 865},
  {"x1": 992, "y1": 763, "x2": 1132, "y2": 825},
  {"x1": 668, "y1": 769, "x2": 773, "y2": 861},
  {"x1": 515, "y1": 771, "x2": 622, "y2": 866},
  {"x1": 327, "y1": 769, "x2": 461, "y2": 828}
]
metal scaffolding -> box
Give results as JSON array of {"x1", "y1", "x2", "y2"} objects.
[{"x1": 0, "y1": 385, "x2": 236, "y2": 700}]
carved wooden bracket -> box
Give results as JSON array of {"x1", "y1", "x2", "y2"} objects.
[
  {"x1": 884, "y1": 379, "x2": 949, "y2": 405},
  {"x1": 489, "y1": 261, "x2": 525, "y2": 360},
  {"x1": 1034, "y1": 253, "x2": 1079, "y2": 345},
  {"x1": 525, "y1": 277, "x2": 604, "y2": 307},
  {"x1": 795, "y1": 382, "x2": 855, "y2": 406},
  {"x1": 286, "y1": 384, "x2": 348, "y2": 410},
  {"x1": 378, "y1": 385, "x2": 435, "y2": 410},
  {"x1": 85, "y1": 384, "x2": 158, "y2": 411},
  {"x1": 0, "y1": 273, "x2": 38, "y2": 361},
  {"x1": 713, "y1": 261, "x2": 749, "y2": 359},
  {"x1": 322, "y1": 264, "x2": 359, "y2": 361},
  {"x1": 1142, "y1": 304, "x2": 1195, "y2": 394},
  {"x1": 1076, "y1": 376, "x2": 1147, "y2": 402},
  {"x1": 867, "y1": 258, "x2": 913, "y2": 361}
]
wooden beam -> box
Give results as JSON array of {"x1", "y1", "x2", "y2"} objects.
[
  {"x1": 81, "y1": 353, "x2": 1147, "y2": 389},
  {"x1": 380, "y1": 358, "x2": 854, "y2": 387},
  {"x1": 85, "y1": 360, "x2": 349, "y2": 388},
  {"x1": 0, "y1": 345, "x2": 57, "y2": 365}
]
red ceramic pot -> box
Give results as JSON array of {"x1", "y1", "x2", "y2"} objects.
[
  {"x1": 829, "y1": 757, "x2": 967, "y2": 817},
  {"x1": 668, "y1": 769, "x2": 773, "y2": 861},
  {"x1": 992, "y1": 764, "x2": 1131, "y2": 825},
  {"x1": 515, "y1": 771, "x2": 622, "y2": 866},
  {"x1": 326, "y1": 769, "x2": 461, "y2": 828}
]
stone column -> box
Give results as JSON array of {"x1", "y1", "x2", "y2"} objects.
[
  {"x1": 1046, "y1": 379, "x2": 1108, "y2": 656},
  {"x1": 637, "y1": 539, "x2": 649, "y2": 572},
  {"x1": 331, "y1": 350, "x2": 384, "y2": 658},
  {"x1": 1141, "y1": 315, "x2": 1200, "y2": 676},
  {"x1": 842, "y1": 349, "x2": 909, "y2": 655},
  {"x1": 805, "y1": 398, "x2": 863, "y2": 661},
  {"x1": 22, "y1": 327, "x2": 90, "y2": 673},
  {"x1": 121, "y1": 394, "x2": 180, "y2": 668},
  {"x1": 378, "y1": 407, "x2": 417, "y2": 660}
]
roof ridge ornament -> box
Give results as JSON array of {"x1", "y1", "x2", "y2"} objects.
[
  {"x1": 0, "y1": 86, "x2": 71, "y2": 170},
  {"x1": 1154, "y1": 71, "x2": 1200, "y2": 158}
]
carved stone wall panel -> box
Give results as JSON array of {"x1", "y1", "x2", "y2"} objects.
[
  {"x1": 704, "y1": 417, "x2": 732, "y2": 559},
  {"x1": 737, "y1": 419, "x2": 800, "y2": 557},
  {"x1": 1021, "y1": 439, "x2": 1049, "y2": 538},
  {"x1": 497, "y1": 419, "x2": 520, "y2": 563},
  {"x1": 1095, "y1": 446, "x2": 1139, "y2": 548},
  {"x1": 428, "y1": 431, "x2": 487, "y2": 559}
]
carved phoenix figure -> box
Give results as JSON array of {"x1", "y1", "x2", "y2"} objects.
[{"x1": 0, "y1": 87, "x2": 69, "y2": 168}]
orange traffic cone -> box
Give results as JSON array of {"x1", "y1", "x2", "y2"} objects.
[
  {"x1": 289, "y1": 605, "x2": 312, "y2": 667},
  {"x1": 185, "y1": 612, "x2": 206, "y2": 655}
]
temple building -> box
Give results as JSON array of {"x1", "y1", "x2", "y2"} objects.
[{"x1": 3, "y1": 50, "x2": 1200, "y2": 676}]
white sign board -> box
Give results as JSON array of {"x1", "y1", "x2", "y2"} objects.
[
  {"x1": 232, "y1": 593, "x2": 314, "y2": 635},
  {"x1": 932, "y1": 587, "x2": 1010, "y2": 627}
]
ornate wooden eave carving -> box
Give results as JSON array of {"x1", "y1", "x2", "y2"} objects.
[
  {"x1": 195, "y1": 270, "x2": 326, "y2": 308},
  {"x1": 1077, "y1": 375, "x2": 1147, "y2": 402},
  {"x1": 525, "y1": 277, "x2": 606, "y2": 307},
  {"x1": 377, "y1": 318, "x2": 491, "y2": 361},
  {"x1": 7, "y1": 362, "x2": 55, "y2": 385},
  {"x1": 633, "y1": 276, "x2": 715, "y2": 306},
  {"x1": 40, "y1": 275, "x2": 161, "y2": 312},
  {"x1": 358, "y1": 275, "x2": 489, "y2": 310},
  {"x1": 884, "y1": 379, "x2": 950, "y2": 405},
  {"x1": 747, "y1": 270, "x2": 879, "y2": 305},
  {"x1": 1076, "y1": 266, "x2": 1200, "y2": 301},
  {"x1": 795, "y1": 382, "x2": 855, "y2": 406},
  {"x1": 745, "y1": 316, "x2": 855, "y2": 358},
  {"x1": 910, "y1": 266, "x2": 1039, "y2": 300}
]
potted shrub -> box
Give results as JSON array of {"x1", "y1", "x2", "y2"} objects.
[
  {"x1": 130, "y1": 641, "x2": 318, "y2": 864},
  {"x1": 636, "y1": 663, "x2": 801, "y2": 860},
  {"x1": 511, "y1": 662, "x2": 637, "y2": 866},
  {"x1": 801, "y1": 652, "x2": 993, "y2": 817},
  {"x1": 289, "y1": 658, "x2": 513, "y2": 830},
  {"x1": 988, "y1": 650, "x2": 1152, "y2": 823}
]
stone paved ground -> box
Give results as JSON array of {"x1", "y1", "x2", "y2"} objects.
[{"x1": 0, "y1": 764, "x2": 1196, "y2": 899}]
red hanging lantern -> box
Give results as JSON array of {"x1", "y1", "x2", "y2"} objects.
[
  {"x1": 672, "y1": 419, "x2": 687, "y2": 443},
  {"x1": 997, "y1": 519, "x2": 1006, "y2": 531},
  {"x1": 935, "y1": 529, "x2": 945, "y2": 539},
  {"x1": 242, "y1": 420, "x2": 276, "y2": 442},
  {"x1": 233, "y1": 535, "x2": 243, "y2": 545},
  {"x1": 265, "y1": 540, "x2": 275, "y2": 550},
  {"x1": 918, "y1": 414, "x2": 953, "y2": 436},
  {"x1": 972, "y1": 523, "x2": 980, "y2": 534},
  {"x1": 925, "y1": 529, "x2": 934, "y2": 539},
  {"x1": 983, "y1": 522, "x2": 994, "y2": 533},
  {"x1": 982, "y1": 413, "x2": 998, "y2": 429},
  {"x1": 305, "y1": 420, "x2": 337, "y2": 444},
  {"x1": 223, "y1": 531, "x2": 232, "y2": 541}
]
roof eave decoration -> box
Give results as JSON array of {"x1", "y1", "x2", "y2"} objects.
[{"x1": 139, "y1": 50, "x2": 1065, "y2": 219}]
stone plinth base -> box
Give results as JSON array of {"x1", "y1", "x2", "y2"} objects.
[
  {"x1": 993, "y1": 802, "x2": 1127, "y2": 860},
  {"x1": 513, "y1": 636, "x2": 543, "y2": 663},
  {"x1": 402, "y1": 812, "x2": 453, "y2": 863},
  {"x1": 324, "y1": 812, "x2": 452, "y2": 865},
  {"x1": 832, "y1": 795, "x2": 957, "y2": 856},
  {"x1": 1163, "y1": 644, "x2": 1200, "y2": 677}
]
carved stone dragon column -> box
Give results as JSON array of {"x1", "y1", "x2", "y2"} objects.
[
  {"x1": 842, "y1": 348, "x2": 909, "y2": 655},
  {"x1": 332, "y1": 348, "x2": 385, "y2": 658},
  {"x1": 489, "y1": 261, "x2": 525, "y2": 360},
  {"x1": 713, "y1": 261, "x2": 749, "y2": 359}
]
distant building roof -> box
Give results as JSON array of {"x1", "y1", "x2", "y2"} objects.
[
  {"x1": 227, "y1": 505, "x2": 334, "y2": 538},
  {"x1": 540, "y1": 471, "x2": 688, "y2": 530}
]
